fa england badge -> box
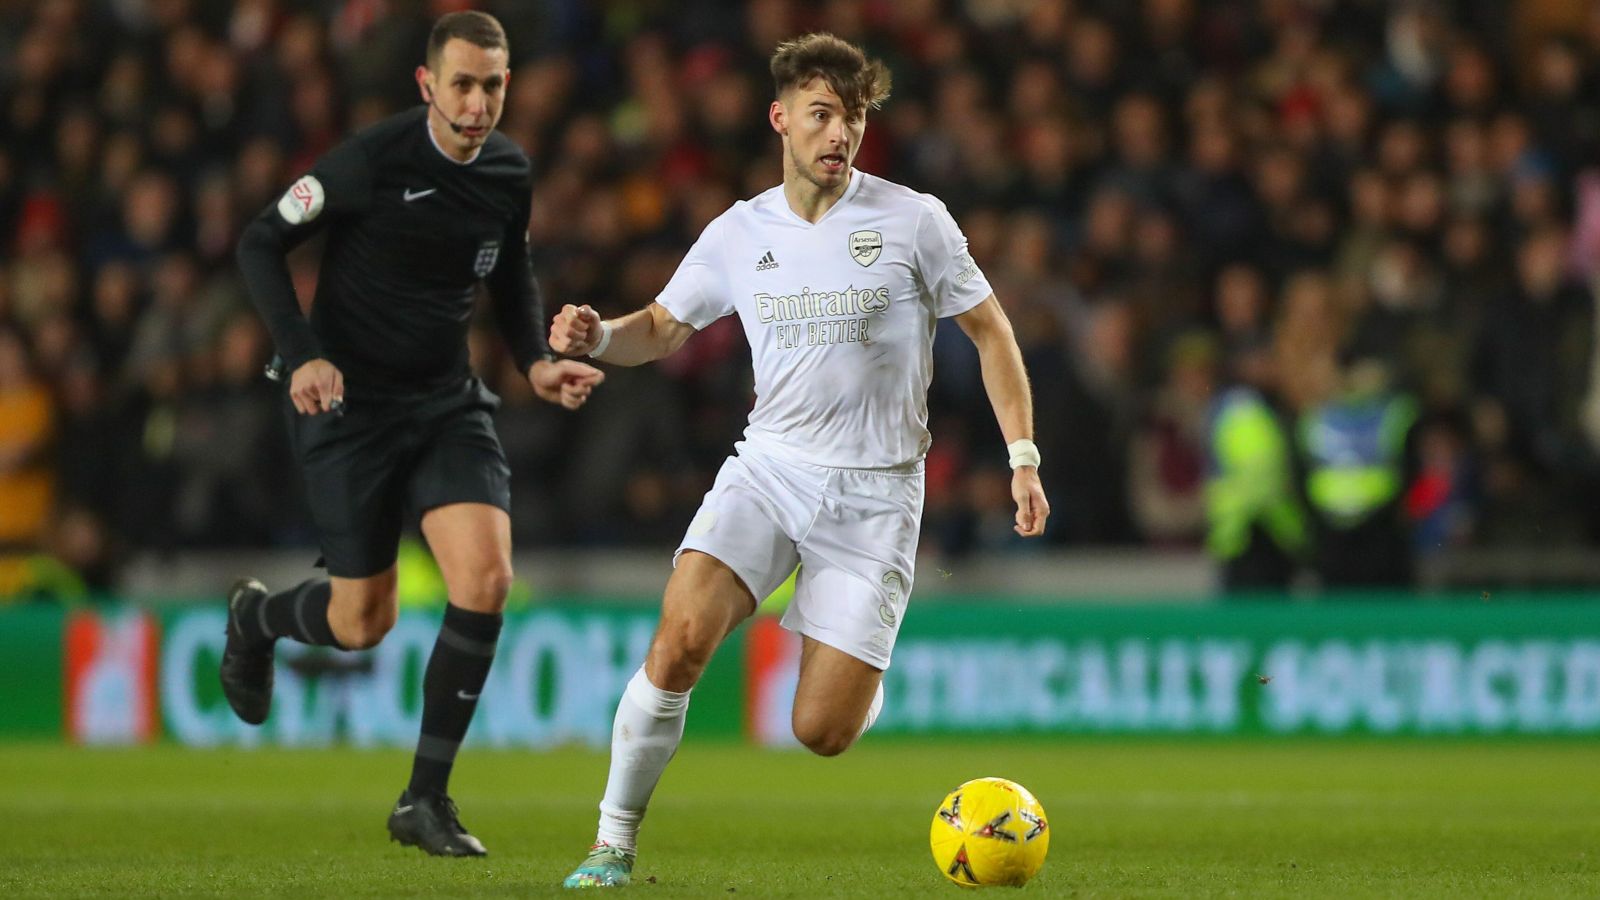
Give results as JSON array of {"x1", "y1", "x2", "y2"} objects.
[{"x1": 473, "y1": 240, "x2": 501, "y2": 277}]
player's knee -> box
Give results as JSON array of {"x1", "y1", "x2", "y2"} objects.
[
  {"x1": 660, "y1": 614, "x2": 720, "y2": 669},
  {"x1": 476, "y1": 564, "x2": 514, "y2": 609},
  {"x1": 648, "y1": 614, "x2": 721, "y2": 688},
  {"x1": 791, "y1": 711, "x2": 856, "y2": 757},
  {"x1": 339, "y1": 609, "x2": 395, "y2": 649},
  {"x1": 447, "y1": 563, "x2": 512, "y2": 613},
  {"x1": 368, "y1": 602, "x2": 399, "y2": 643},
  {"x1": 330, "y1": 590, "x2": 397, "y2": 650}
]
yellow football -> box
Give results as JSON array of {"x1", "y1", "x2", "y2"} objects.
[{"x1": 929, "y1": 777, "x2": 1050, "y2": 888}]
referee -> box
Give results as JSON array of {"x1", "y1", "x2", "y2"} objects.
[{"x1": 224, "y1": 12, "x2": 602, "y2": 857}]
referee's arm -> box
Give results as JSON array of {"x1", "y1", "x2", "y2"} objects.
[
  {"x1": 483, "y1": 200, "x2": 555, "y2": 375},
  {"x1": 486, "y1": 205, "x2": 605, "y2": 409},
  {"x1": 236, "y1": 200, "x2": 325, "y2": 374},
  {"x1": 236, "y1": 141, "x2": 371, "y2": 414}
]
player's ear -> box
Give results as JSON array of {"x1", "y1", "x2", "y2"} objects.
[
  {"x1": 769, "y1": 99, "x2": 787, "y2": 137},
  {"x1": 415, "y1": 65, "x2": 433, "y2": 102}
]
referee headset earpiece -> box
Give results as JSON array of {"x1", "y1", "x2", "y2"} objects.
[{"x1": 424, "y1": 80, "x2": 464, "y2": 134}]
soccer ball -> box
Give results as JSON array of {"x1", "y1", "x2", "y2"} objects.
[{"x1": 929, "y1": 777, "x2": 1049, "y2": 888}]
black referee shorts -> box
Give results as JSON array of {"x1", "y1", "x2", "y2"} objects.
[{"x1": 286, "y1": 378, "x2": 511, "y2": 579}]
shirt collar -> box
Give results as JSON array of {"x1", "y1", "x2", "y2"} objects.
[{"x1": 425, "y1": 115, "x2": 481, "y2": 166}]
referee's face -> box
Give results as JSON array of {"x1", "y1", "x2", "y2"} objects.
[{"x1": 417, "y1": 38, "x2": 508, "y2": 159}]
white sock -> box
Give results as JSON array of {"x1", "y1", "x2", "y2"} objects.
[
  {"x1": 595, "y1": 668, "x2": 690, "y2": 852},
  {"x1": 858, "y1": 681, "x2": 885, "y2": 739}
]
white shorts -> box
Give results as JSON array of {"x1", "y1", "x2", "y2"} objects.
[{"x1": 675, "y1": 445, "x2": 924, "y2": 669}]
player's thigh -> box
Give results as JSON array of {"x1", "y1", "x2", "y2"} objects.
[
  {"x1": 785, "y1": 469, "x2": 922, "y2": 669},
  {"x1": 791, "y1": 635, "x2": 883, "y2": 740},
  {"x1": 420, "y1": 502, "x2": 512, "y2": 613},
  {"x1": 647, "y1": 454, "x2": 806, "y2": 688},
  {"x1": 287, "y1": 397, "x2": 409, "y2": 579},
  {"x1": 675, "y1": 453, "x2": 808, "y2": 609}
]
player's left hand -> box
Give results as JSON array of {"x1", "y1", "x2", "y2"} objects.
[
  {"x1": 1011, "y1": 468, "x2": 1049, "y2": 537},
  {"x1": 529, "y1": 358, "x2": 605, "y2": 410}
]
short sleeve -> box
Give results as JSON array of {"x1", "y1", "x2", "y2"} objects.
[
  {"x1": 656, "y1": 217, "x2": 732, "y2": 330},
  {"x1": 913, "y1": 198, "x2": 992, "y2": 318}
]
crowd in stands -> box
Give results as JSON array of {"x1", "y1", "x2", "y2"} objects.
[{"x1": 3, "y1": 0, "x2": 1599, "y2": 593}]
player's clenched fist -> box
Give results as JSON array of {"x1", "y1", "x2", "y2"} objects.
[
  {"x1": 289, "y1": 359, "x2": 345, "y2": 416},
  {"x1": 550, "y1": 304, "x2": 604, "y2": 356},
  {"x1": 529, "y1": 358, "x2": 605, "y2": 410}
]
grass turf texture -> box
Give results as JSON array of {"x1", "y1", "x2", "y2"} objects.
[{"x1": 1, "y1": 740, "x2": 1595, "y2": 898}]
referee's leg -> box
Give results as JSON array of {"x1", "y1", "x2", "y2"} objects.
[
  {"x1": 327, "y1": 570, "x2": 399, "y2": 648},
  {"x1": 383, "y1": 502, "x2": 510, "y2": 856},
  {"x1": 220, "y1": 568, "x2": 397, "y2": 726},
  {"x1": 420, "y1": 502, "x2": 513, "y2": 615}
]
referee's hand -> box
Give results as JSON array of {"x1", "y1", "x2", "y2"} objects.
[
  {"x1": 529, "y1": 358, "x2": 605, "y2": 410},
  {"x1": 289, "y1": 359, "x2": 345, "y2": 416},
  {"x1": 550, "y1": 304, "x2": 603, "y2": 355}
]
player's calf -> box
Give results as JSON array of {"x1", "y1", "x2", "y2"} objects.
[{"x1": 789, "y1": 643, "x2": 887, "y2": 756}]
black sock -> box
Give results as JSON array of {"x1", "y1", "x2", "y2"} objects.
[
  {"x1": 409, "y1": 604, "x2": 502, "y2": 798},
  {"x1": 239, "y1": 580, "x2": 344, "y2": 648}
]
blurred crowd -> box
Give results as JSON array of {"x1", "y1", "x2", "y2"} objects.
[{"x1": 3, "y1": 0, "x2": 1600, "y2": 595}]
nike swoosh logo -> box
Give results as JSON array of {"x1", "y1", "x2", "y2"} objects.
[
  {"x1": 403, "y1": 188, "x2": 436, "y2": 201},
  {"x1": 394, "y1": 804, "x2": 414, "y2": 815},
  {"x1": 457, "y1": 690, "x2": 479, "y2": 701}
]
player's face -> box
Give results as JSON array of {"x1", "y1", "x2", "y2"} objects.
[
  {"x1": 419, "y1": 38, "x2": 509, "y2": 154},
  {"x1": 778, "y1": 78, "x2": 866, "y2": 191}
]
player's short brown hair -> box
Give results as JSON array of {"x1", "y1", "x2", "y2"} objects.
[
  {"x1": 770, "y1": 33, "x2": 891, "y2": 116},
  {"x1": 426, "y1": 11, "x2": 508, "y2": 68}
]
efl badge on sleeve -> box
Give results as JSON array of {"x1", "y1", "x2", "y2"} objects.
[
  {"x1": 473, "y1": 240, "x2": 501, "y2": 277},
  {"x1": 850, "y1": 230, "x2": 883, "y2": 267}
]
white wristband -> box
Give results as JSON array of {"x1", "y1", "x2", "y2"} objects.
[
  {"x1": 1007, "y1": 439, "x2": 1040, "y2": 470},
  {"x1": 588, "y1": 321, "x2": 613, "y2": 358}
]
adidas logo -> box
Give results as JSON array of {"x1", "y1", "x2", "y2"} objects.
[{"x1": 756, "y1": 251, "x2": 779, "y2": 271}]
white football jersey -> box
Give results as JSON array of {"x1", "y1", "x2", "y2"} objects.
[{"x1": 657, "y1": 170, "x2": 992, "y2": 468}]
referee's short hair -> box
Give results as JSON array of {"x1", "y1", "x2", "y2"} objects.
[{"x1": 427, "y1": 11, "x2": 508, "y2": 68}]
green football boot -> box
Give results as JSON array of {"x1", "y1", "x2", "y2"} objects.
[{"x1": 562, "y1": 842, "x2": 636, "y2": 888}]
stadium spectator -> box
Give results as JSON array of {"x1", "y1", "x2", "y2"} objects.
[
  {"x1": 1128, "y1": 332, "x2": 1215, "y2": 546},
  {"x1": 1298, "y1": 358, "x2": 1419, "y2": 588},
  {"x1": 2, "y1": 0, "x2": 1600, "y2": 592},
  {"x1": 0, "y1": 326, "x2": 55, "y2": 549}
]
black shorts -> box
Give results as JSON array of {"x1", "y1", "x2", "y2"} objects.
[{"x1": 286, "y1": 378, "x2": 511, "y2": 578}]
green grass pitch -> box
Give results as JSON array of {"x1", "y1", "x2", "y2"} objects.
[{"x1": 1, "y1": 739, "x2": 1596, "y2": 897}]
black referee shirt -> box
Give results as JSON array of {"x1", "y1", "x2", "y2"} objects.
[{"x1": 238, "y1": 106, "x2": 551, "y2": 400}]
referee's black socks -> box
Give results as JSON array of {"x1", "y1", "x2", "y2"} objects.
[
  {"x1": 409, "y1": 603, "x2": 502, "y2": 799},
  {"x1": 240, "y1": 579, "x2": 344, "y2": 648}
]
